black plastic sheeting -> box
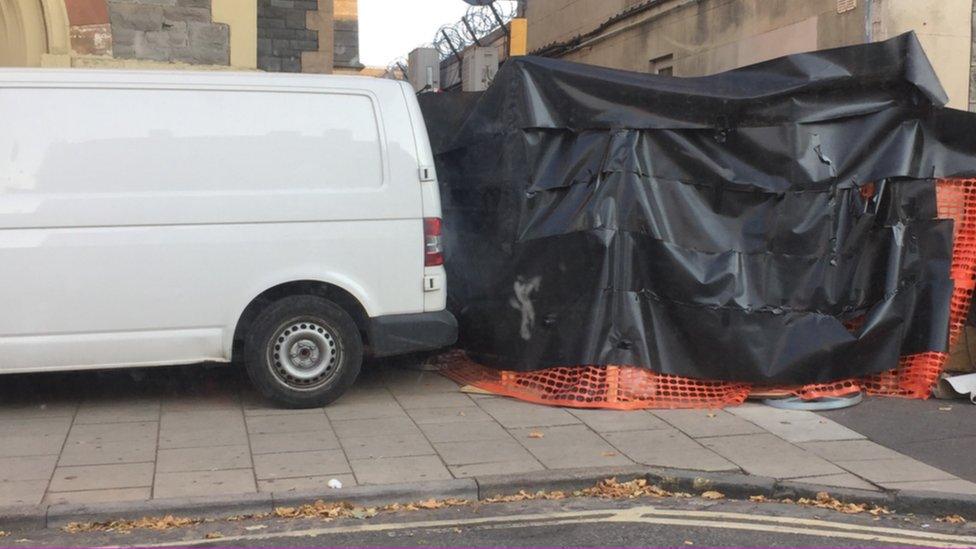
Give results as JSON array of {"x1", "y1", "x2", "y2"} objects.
[{"x1": 419, "y1": 32, "x2": 976, "y2": 385}]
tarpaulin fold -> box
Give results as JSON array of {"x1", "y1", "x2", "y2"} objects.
[{"x1": 420, "y1": 32, "x2": 976, "y2": 385}]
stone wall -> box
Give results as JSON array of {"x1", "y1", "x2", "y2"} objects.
[
  {"x1": 333, "y1": 0, "x2": 359, "y2": 69},
  {"x1": 257, "y1": 0, "x2": 319, "y2": 72},
  {"x1": 971, "y1": 0, "x2": 976, "y2": 112},
  {"x1": 108, "y1": 0, "x2": 230, "y2": 65}
]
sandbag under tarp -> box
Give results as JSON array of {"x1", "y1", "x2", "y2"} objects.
[{"x1": 419, "y1": 31, "x2": 976, "y2": 385}]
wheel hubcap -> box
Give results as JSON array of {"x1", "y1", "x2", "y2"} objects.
[{"x1": 269, "y1": 319, "x2": 340, "y2": 389}]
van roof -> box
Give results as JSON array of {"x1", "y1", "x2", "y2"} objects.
[{"x1": 0, "y1": 68, "x2": 406, "y2": 93}]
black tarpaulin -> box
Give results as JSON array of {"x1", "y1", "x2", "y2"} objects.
[{"x1": 419, "y1": 32, "x2": 976, "y2": 385}]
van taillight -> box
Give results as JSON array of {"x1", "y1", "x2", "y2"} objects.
[{"x1": 424, "y1": 217, "x2": 444, "y2": 267}]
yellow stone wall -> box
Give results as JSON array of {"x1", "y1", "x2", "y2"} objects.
[{"x1": 526, "y1": 0, "x2": 974, "y2": 109}]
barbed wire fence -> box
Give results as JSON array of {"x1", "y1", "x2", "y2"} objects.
[{"x1": 385, "y1": 1, "x2": 520, "y2": 81}]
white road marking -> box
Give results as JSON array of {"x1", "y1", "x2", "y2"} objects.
[{"x1": 118, "y1": 505, "x2": 976, "y2": 548}]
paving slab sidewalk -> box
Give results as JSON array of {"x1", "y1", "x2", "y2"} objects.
[{"x1": 0, "y1": 360, "x2": 974, "y2": 510}]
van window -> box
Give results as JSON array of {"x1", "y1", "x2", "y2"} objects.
[{"x1": 0, "y1": 88, "x2": 384, "y2": 193}]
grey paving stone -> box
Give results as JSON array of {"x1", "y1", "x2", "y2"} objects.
[
  {"x1": 160, "y1": 410, "x2": 244, "y2": 429},
  {"x1": 246, "y1": 413, "x2": 331, "y2": 434},
  {"x1": 433, "y1": 437, "x2": 535, "y2": 466},
  {"x1": 159, "y1": 394, "x2": 242, "y2": 413},
  {"x1": 407, "y1": 406, "x2": 493, "y2": 425},
  {"x1": 253, "y1": 450, "x2": 351, "y2": 480},
  {"x1": 49, "y1": 462, "x2": 154, "y2": 492},
  {"x1": 449, "y1": 459, "x2": 546, "y2": 478},
  {"x1": 58, "y1": 440, "x2": 157, "y2": 467},
  {"x1": 603, "y1": 428, "x2": 737, "y2": 472},
  {"x1": 350, "y1": 455, "x2": 452, "y2": 485},
  {"x1": 159, "y1": 425, "x2": 249, "y2": 449},
  {"x1": 250, "y1": 430, "x2": 341, "y2": 455},
  {"x1": 0, "y1": 417, "x2": 72, "y2": 438},
  {"x1": 791, "y1": 473, "x2": 880, "y2": 491},
  {"x1": 341, "y1": 433, "x2": 435, "y2": 460},
  {"x1": 153, "y1": 469, "x2": 257, "y2": 499},
  {"x1": 43, "y1": 487, "x2": 152, "y2": 506},
  {"x1": 511, "y1": 425, "x2": 633, "y2": 469},
  {"x1": 837, "y1": 457, "x2": 957, "y2": 484},
  {"x1": 883, "y1": 478, "x2": 976, "y2": 494},
  {"x1": 477, "y1": 399, "x2": 581, "y2": 429},
  {"x1": 0, "y1": 402, "x2": 78, "y2": 420},
  {"x1": 0, "y1": 455, "x2": 58, "y2": 481},
  {"x1": 569, "y1": 409, "x2": 670, "y2": 433},
  {"x1": 700, "y1": 433, "x2": 844, "y2": 479},
  {"x1": 799, "y1": 440, "x2": 905, "y2": 462},
  {"x1": 257, "y1": 474, "x2": 357, "y2": 493},
  {"x1": 74, "y1": 399, "x2": 161, "y2": 424},
  {"x1": 324, "y1": 399, "x2": 408, "y2": 422},
  {"x1": 242, "y1": 393, "x2": 323, "y2": 417},
  {"x1": 727, "y1": 404, "x2": 864, "y2": 443},
  {"x1": 331, "y1": 416, "x2": 422, "y2": 439},
  {"x1": 652, "y1": 409, "x2": 766, "y2": 438},
  {"x1": 0, "y1": 480, "x2": 48, "y2": 506},
  {"x1": 382, "y1": 370, "x2": 461, "y2": 395},
  {"x1": 419, "y1": 419, "x2": 512, "y2": 443},
  {"x1": 157, "y1": 445, "x2": 252, "y2": 473},
  {"x1": 394, "y1": 393, "x2": 478, "y2": 410},
  {"x1": 67, "y1": 421, "x2": 158, "y2": 444},
  {"x1": 0, "y1": 433, "x2": 67, "y2": 458}
]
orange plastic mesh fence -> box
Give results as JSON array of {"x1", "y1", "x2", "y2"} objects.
[{"x1": 440, "y1": 179, "x2": 976, "y2": 409}]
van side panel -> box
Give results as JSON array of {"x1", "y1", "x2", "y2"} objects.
[{"x1": 0, "y1": 79, "x2": 426, "y2": 373}]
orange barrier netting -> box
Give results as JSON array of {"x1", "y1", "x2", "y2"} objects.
[{"x1": 439, "y1": 179, "x2": 976, "y2": 409}]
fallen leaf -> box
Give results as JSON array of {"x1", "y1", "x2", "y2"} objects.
[
  {"x1": 416, "y1": 499, "x2": 441, "y2": 509},
  {"x1": 701, "y1": 491, "x2": 725, "y2": 500},
  {"x1": 684, "y1": 541, "x2": 694, "y2": 546},
  {"x1": 205, "y1": 533, "x2": 223, "y2": 540},
  {"x1": 485, "y1": 490, "x2": 566, "y2": 503},
  {"x1": 602, "y1": 451, "x2": 618, "y2": 457},
  {"x1": 793, "y1": 492, "x2": 891, "y2": 516},
  {"x1": 938, "y1": 514, "x2": 967, "y2": 524},
  {"x1": 940, "y1": 406, "x2": 953, "y2": 411},
  {"x1": 0, "y1": 531, "x2": 7, "y2": 537},
  {"x1": 749, "y1": 495, "x2": 767, "y2": 502},
  {"x1": 706, "y1": 413, "x2": 717, "y2": 418},
  {"x1": 528, "y1": 432, "x2": 545, "y2": 439}
]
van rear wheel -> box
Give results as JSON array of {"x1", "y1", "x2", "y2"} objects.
[{"x1": 243, "y1": 295, "x2": 362, "y2": 408}]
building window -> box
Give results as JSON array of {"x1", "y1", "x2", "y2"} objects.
[{"x1": 650, "y1": 54, "x2": 674, "y2": 76}]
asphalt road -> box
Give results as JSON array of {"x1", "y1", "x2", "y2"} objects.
[
  {"x1": 12, "y1": 493, "x2": 976, "y2": 548},
  {"x1": 821, "y1": 396, "x2": 976, "y2": 482}
]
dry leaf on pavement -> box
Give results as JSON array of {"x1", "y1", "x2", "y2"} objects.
[
  {"x1": 701, "y1": 491, "x2": 725, "y2": 500},
  {"x1": 938, "y1": 515, "x2": 966, "y2": 524},
  {"x1": 484, "y1": 490, "x2": 566, "y2": 503},
  {"x1": 205, "y1": 533, "x2": 223, "y2": 540},
  {"x1": 796, "y1": 492, "x2": 891, "y2": 516},
  {"x1": 528, "y1": 432, "x2": 545, "y2": 439}
]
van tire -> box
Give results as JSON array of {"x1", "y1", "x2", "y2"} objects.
[{"x1": 243, "y1": 295, "x2": 363, "y2": 408}]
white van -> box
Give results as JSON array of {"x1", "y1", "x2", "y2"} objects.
[{"x1": 0, "y1": 70, "x2": 457, "y2": 407}]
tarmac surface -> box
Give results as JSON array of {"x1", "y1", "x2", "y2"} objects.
[
  {"x1": 822, "y1": 396, "x2": 976, "y2": 483},
  {"x1": 7, "y1": 492, "x2": 976, "y2": 548}
]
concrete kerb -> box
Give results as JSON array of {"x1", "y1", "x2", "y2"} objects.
[
  {"x1": 46, "y1": 492, "x2": 275, "y2": 529},
  {"x1": 5, "y1": 467, "x2": 976, "y2": 530},
  {"x1": 271, "y1": 478, "x2": 479, "y2": 509},
  {"x1": 0, "y1": 505, "x2": 47, "y2": 531}
]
